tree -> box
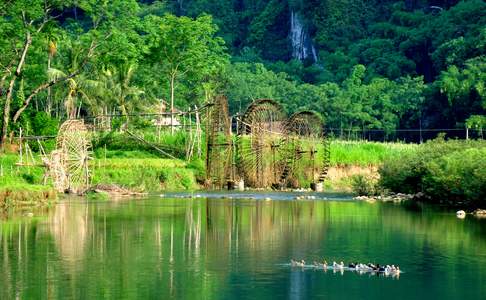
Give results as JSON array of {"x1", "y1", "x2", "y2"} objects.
[
  {"x1": 0, "y1": 0, "x2": 59, "y2": 146},
  {"x1": 99, "y1": 63, "x2": 145, "y2": 125},
  {"x1": 0, "y1": 0, "x2": 104, "y2": 147},
  {"x1": 147, "y1": 14, "x2": 228, "y2": 134}
]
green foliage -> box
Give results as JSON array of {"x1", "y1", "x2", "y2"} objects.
[
  {"x1": 423, "y1": 148, "x2": 486, "y2": 206},
  {"x1": 2, "y1": 0, "x2": 485, "y2": 143},
  {"x1": 186, "y1": 158, "x2": 206, "y2": 183},
  {"x1": 466, "y1": 115, "x2": 486, "y2": 130},
  {"x1": 86, "y1": 191, "x2": 110, "y2": 201},
  {"x1": 32, "y1": 112, "x2": 59, "y2": 136},
  {"x1": 226, "y1": 62, "x2": 425, "y2": 134},
  {"x1": 146, "y1": 13, "x2": 229, "y2": 108},
  {"x1": 379, "y1": 138, "x2": 486, "y2": 206},
  {"x1": 0, "y1": 153, "x2": 56, "y2": 208},
  {"x1": 350, "y1": 174, "x2": 379, "y2": 196},
  {"x1": 439, "y1": 56, "x2": 486, "y2": 108}
]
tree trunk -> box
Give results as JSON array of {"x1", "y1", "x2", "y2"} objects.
[
  {"x1": 46, "y1": 54, "x2": 52, "y2": 116},
  {"x1": 1, "y1": 32, "x2": 32, "y2": 147},
  {"x1": 170, "y1": 72, "x2": 176, "y2": 135}
]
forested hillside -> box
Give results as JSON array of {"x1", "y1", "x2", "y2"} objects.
[{"x1": 1, "y1": 0, "x2": 485, "y2": 144}]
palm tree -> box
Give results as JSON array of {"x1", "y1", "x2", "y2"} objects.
[
  {"x1": 47, "y1": 40, "x2": 103, "y2": 119},
  {"x1": 99, "y1": 63, "x2": 144, "y2": 128},
  {"x1": 47, "y1": 68, "x2": 101, "y2": 119}
]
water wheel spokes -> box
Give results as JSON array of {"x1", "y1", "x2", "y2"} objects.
[
  {"x1": 56, "y1": 119, "x2": 92, "y2": 194},
  {"x1": 206, "y1": 95, "x2": 233, "y2": 188},
  {"x1": 287, "y1": 111, "x2": 329, "y2": 186},
  {"x1": 236, "y1": 99, "x2": 289, "y2": 188}
]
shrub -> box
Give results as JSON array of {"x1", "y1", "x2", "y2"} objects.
[
  {"x1": 423, "y1": 148, "x2": 486, "y2": 207},
  {"x1": 379, "y1": 138, "x2": 486, "y2": 206},
  {"x1": 32, "y1": 112, "x2": 59, "y2": 136},
  {"x1": 351, "y1": 174, "x2": 379, "y2": 196}
]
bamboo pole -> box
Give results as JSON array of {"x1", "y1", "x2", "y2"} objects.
[
  {"x1": 195, "y1": 105, "x2": 202, "y2": 158},
  {"x1": 19, "y1": 127, "x2": 23, "y2": 165}
]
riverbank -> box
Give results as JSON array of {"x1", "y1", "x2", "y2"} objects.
[
  {"x1": 1, "y1": 139, "x2": 484, "y2": 210},
  {"x1": 0, "y1": 151, "x2": 200, "y2": 210},
  {"x1": 91, "y1": 155, "x2": 200, "y2": 191},
  {"x1": 378, "y1": 138, "x2": 486, "y2": 209},
  {"x1": 0, "y1": 154, "x2": 57, "y2": 210},
  {"x1": 326, "y1": 141, "x2": 415, "y2": 191},
  {"x1": 2, "y1": 140, "x2": 392, "y2": 208}
]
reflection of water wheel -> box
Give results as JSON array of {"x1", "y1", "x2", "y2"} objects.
[
  {"x1": 236, "y1": 99, "x2": 291, "y2": 188},
  {"x1": 206, "y1": 95, "x2": 233, "y2": 188},
  {"x1": 55, "y1": 119, "x2": 92, "y2": 193},
  {"x1": 287, "y1": 111, "x2": 330, "y2": 187}
]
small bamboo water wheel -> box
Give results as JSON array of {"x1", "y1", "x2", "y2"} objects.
[
  {"x1": 236, "y1": 99, "x2": 292, "y2": 188},
  {"x1": 52, "y1": 119, "x2": 92, "y2": 193}
]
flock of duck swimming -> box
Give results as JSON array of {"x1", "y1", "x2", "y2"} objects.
[{"x1": 290, "y1": 259, "x2": 402, "y2": 277}]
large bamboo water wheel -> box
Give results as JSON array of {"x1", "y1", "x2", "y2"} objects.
[
  {"x1": 236, "y1": 99, "x2": 293, "y2": 188},
  {"x1": 50, "y1": 119, "x2": 92, "y2": 194},
  {"x1": 205, "y1": 95, "x2": 233, "y2": 188},
  {"x1": 286, "y1": 111, "x2": 330, "y2": 187}
]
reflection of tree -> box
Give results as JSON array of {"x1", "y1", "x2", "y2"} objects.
[{"x1": 48, "y1": 201, "x2": 88, "y2": 271}]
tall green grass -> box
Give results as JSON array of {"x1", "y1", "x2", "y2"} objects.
[{"x1": 330, "y1": 140, "x2": 418, "y2": 166}]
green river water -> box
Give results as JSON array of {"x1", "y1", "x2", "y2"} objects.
[{"x1": 0, "y1": 192, "x2": 485, "y2": 299}]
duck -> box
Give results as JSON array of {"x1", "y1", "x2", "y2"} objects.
[
  {"x1": 333, "y1": 261, "x2": 344, "y2": 269},
  {"x1": 322, "y1": 260, "x2": 328, "y2": 268},
  {"x1": 456, "y1": 210, "x2": 466, "y2": 219},
  {"x1": 291, "y1": 259, "x2": 305, "y2": 267},
  {"x1": 348, "y1": 262, "x2": 357, "y2": 269},
  {"x1": 392, "y1": 266, "x2": 401, "y2": 278},
  {"x1": 296, "y1": 259, "x2": 306, "y2": 267}
]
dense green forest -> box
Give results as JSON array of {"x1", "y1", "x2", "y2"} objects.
[{"x1": 1, "y1": 0, "x2": 485, "y2": 145}]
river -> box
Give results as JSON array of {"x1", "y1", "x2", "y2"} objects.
[{"x1": 0, "y1": 192, "x2": 485, "y2": 299}]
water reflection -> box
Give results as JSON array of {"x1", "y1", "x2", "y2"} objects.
[{"x1": 0, "y1": 196, "x2": 485, "y2": 299}]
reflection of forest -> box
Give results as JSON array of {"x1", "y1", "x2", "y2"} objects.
[{"x1": 0, "y1": 198, "x2": 485, "y2": 299}]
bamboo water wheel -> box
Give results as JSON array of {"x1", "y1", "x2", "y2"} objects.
[
  {"x1": 236, "y1": 99, "x2": 293, "y2": 188},
  {"x1": 205, "y1": 95, "x2": 233, "y2": 188},
  {"x1": 287, "y1": 111, "x2": 330, "y2": 186},
  {"x1": 50, "y1": 119, "x2": 92, "y2": 193}
]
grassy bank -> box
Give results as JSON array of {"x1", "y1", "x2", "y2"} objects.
[
  {"x1": 92, "y1": 151, "x2": 201, "y2": 191},
  {"x1": 0, "y1": 139, "x2": 415, "y2": 204},
  {"x1": 3, "y1": 138, "x2": 484, "y2": 209},
  {"x1": 0, "y1": 154, "x2": 57, "y2": 210},
  {"x1": 0, "y1": 150, "x2": 200, "y2": 209},
  {"x1": 321, "y1": 140, "x2": 416, "y2": 191}
]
